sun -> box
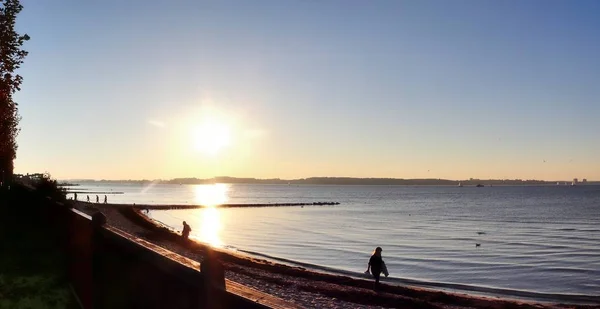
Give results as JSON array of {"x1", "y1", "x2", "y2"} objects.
[{"x1": 192, "y1": 120, "x2": 231, "y2": 156}]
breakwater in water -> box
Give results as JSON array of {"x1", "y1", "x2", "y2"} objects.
[
  {"x1": 68, "y1": 191, "x2": 125, "y2": 194},
  {"x1": 121, "y1": 202, "x2": 340, "y2": 210}
]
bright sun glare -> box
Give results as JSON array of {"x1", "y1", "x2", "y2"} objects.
[
  {"x1": 194, "y1": 183, "x2": 229, "y2": 207},
  {"x1": 191, "y1": 184, "x2": 228, "y2": 247},
  {"x1": 192, "y1": 120, "x2": 231, "y2": 156},
  {"x1": 200, "y1": 207, "x2": 222, "y2": 247}
]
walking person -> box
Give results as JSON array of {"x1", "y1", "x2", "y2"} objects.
[
  {"x1": 365, "y1": 247, "x2": 388, "y2": 290},
  {"x1": 96, "y1": 195, "x2": 99, "y2": 203},
  {"x1": 86, "y1": 195, "x2": 90, "y2": 202}
]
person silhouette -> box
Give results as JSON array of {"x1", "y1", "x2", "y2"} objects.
[
  {"x1": 104, "y1": 195, "x2": 107, "y2": 204},
  {"x1": 74, "y1": 193, "x2": 78, "y2": 201},
  {"x1": 182, "y1": 221, "x2": 191, "y2": 240},
  {"x1": 86, "y1": 195, "x2": 90, "y2": 202},
  {"x1": 365, "y1": 247, "x2": 388, "y2": 290},
  {"x1": 96, "y1": 195, "x2": 99, "y2": 203}
]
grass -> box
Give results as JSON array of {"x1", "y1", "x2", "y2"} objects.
[{"x1": 0, "y1": 184, "x2": 78, "y2": 309}]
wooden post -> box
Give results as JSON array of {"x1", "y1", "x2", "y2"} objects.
[
  {"x1": 67, "y1": 209, "x2": 94, "y2": 309},
  {"x1": 91, "y1": 211, "x2": 107, "y2": 309},
  {"x1": 200, "y1": 250, "x2": 225, "y2": 309}
]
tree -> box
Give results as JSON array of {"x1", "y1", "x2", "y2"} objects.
[{"x1": 0, "y1": 0, "x2": 28, "y2": 186}]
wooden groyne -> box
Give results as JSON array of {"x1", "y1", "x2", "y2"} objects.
[
  {"x1": 131, "y1": 202, "x2": 340, "y2": 210},
  {"x1": 67, "y1": 191, "x2": 125, "y2": 194}
]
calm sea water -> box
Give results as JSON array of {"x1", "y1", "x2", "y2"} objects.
[{"x1": 71, "y1": 183, "x2": 600, "y2": 301}]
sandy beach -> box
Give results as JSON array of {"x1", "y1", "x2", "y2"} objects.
[{"x1": 76, "y1": 202, "x2": 598, "y2": 309}]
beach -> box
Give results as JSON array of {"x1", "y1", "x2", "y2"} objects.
[{"x1": 75, "y1": 201, "x2": 597, "y2": 309}]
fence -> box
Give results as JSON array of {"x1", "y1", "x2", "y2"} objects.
[{"x1": 54, "y1": 205, "x2": 296, "y2": 309}]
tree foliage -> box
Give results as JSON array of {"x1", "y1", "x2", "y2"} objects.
[{"x1": 0, "y1": 0, "x2": 28, "y2": 185}]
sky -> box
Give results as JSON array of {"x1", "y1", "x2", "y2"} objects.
[{"x1": 13, "y1": 0, "x2": 600, "y2": 181}]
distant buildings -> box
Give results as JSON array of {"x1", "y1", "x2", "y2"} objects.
[{"x1": 14, "y1": 173, "x2": 47, "y2": 180}]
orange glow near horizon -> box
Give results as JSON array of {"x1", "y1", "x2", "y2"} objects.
[{"x1": 15, "y1": 103, "x2": 599, "y2": 181}]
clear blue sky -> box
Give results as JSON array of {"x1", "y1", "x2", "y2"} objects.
[{"x1": 14, "y1": 0, "x2": 600, "y2": 180}]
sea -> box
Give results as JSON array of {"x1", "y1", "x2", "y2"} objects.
[{"x1": 69, "y1": 183, "x2": 600, "y2": 302}]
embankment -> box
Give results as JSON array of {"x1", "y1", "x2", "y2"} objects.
[{"x1": 33, "y1": 194, "x2": 301, "y2": 308}]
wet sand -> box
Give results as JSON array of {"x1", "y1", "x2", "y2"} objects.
[{"x1": 76, "y1": 202, "x2": 598, "y2": 309}]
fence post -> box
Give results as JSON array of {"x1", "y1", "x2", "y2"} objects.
[
  {"x1": 91, "y1": 211, "x2": 107, "y2": 309},
  {"x1": 200, "y1": 250, "x2": 226, "y2": 309}
]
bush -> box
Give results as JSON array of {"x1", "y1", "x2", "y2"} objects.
[{"x1": 33, "y1": 175, "x2": 68, "y2": 204}]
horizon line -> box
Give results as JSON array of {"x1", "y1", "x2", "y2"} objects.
[{"x1": 57, "y1": 176, "x2": 598, "y2": 183}]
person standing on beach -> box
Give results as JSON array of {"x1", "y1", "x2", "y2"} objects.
[
  {"x1": 182, "y1": 221, "x2": 191, "y2": 240},
  {"x1": 96, "y1": 195, "x2": 99, "y2": 203},
  {"x1": 365, "y1": 247, "x2": 387, "y2": 290},
  {"x1": 74, "y1": 193, "x2": 77, "y2": 201},
  {"x1": 86, "y1": 195, "x2": 90, "y2": 202},
  {"x1": 104, "y1": 195, "x2": 107, "y2": 204}
]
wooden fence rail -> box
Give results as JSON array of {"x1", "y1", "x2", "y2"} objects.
[{"x1": 51, "y1": 205, "x2": 298, "y2": 309}]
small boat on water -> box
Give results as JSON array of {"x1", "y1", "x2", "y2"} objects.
[{"x1": 458, "y1": 182, "x2": 463, "y2": 187}]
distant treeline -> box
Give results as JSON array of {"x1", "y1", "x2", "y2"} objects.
[{"x1": 66, "y1": 177, "x2": 598, "y2": 186}]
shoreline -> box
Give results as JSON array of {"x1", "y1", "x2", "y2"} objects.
[
  {"x1": 77, "y1": 202, "x2": 599, "y2": 309},
  {"x1": 146, "y1": 211, "x2": 600, "y2": 305},
  {"x1": 214, "y1": 247, "x2": 600, "y2": 305}
]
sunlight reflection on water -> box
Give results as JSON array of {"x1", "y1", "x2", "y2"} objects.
[
  {"x1": 193, "y1": 183, "x2": 229, "y2": 206},
  {"x1": 189, "y1": 184, "x2": 228, "y2": 247}
]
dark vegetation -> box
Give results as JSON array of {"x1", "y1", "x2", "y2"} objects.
[
  {"x1": 35, "y1": 176, "x2": 68, "y2": 204},
  {"x1": 0, "y1": 0, "x2": 28, "y2": 187},
  {"x1": 0, "y1": 179, "x2": 77, "y2": 308},
  {"x1": 0, "y1": 1, "x2": 76, "y2": 307}
]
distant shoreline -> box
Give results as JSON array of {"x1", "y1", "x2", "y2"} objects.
[{"x1": 61, "y1": 176, "x2": 599, "y2": 186}]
